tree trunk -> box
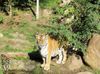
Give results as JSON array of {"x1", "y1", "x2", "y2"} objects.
[
  {"x1": 8, "y1": 0, "x2": 12, "y2": 17},
  {"x1": 36, "y1": 0, "x2": 39, "y2": 19}
]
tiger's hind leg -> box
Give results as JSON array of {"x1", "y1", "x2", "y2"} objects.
[
  {"x1": 56, "y1": 49, "x2": 63, "y2": 64},
  {"x1": 62, "y1": 48, "x2": 66, "y2": 64}
]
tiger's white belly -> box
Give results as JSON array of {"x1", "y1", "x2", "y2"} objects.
[
  {"x1": 40, "y1": 45, "x2": 48, "y2": 57},
  {"x1": 40, "y1": 45, "x2": 59, "y2": 57}
]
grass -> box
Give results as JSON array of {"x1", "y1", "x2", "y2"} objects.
[
  {"x1": 0, "y1": 16, "x2": 3, "y2": 24},
  {"x1": 0, "y1": 70, "x2": 3, "y2": 74},
  {"x1": 0, "y1": 57, "x2": 3, "y2": 74},
  {"x1": 32, "y1": 64, "x2": 43, "y2": 74},
  {"x1": 0, "y1": 11, "x2": 48, "y2": 53},
  {"x1": 0, "y1": 10, "x2": 49, "y2": 61},
  {"x1": 2, "y1": 45, "x2": 31, "y2": 52},
  {"x1": 0, "y1": 63, "x2": 3, "y2": 74},
  {"x1": 13, "y1": 56, "x2": 29, "y2": 60},
  {"x1": 94, "y1": 70, "x2": 100, "y2": 74},
  {"x1": 0, "y1": 28, "x2": 15, "y2": 38}
]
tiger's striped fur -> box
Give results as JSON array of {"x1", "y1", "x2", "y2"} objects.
[{"x1": 36, "y1": 33, "x2": 67, "y2": 70}]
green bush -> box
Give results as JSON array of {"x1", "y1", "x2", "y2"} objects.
[
  {"x1": 53, "y1": 4, "x2": 75, "y2": 16},
  {"x1": 40, "y1": 0, "x2": 61, "y2": 8},
  {"x1": 47, "y1": 0, "x2": 100, "y2": 53}
]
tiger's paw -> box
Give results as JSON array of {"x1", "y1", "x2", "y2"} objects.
[
  {"x1": 56, "y1": 60, "x2": 62, "y2": 64},
  {"x1": 62, "y1": 61, "x2": 65, "y2": 64},
  {"x1": 41, "y1": 64, "x2": 45, "y2": 68},
  {"x1": 44, "y1": 65, "x2": 50, "y2": 71}
]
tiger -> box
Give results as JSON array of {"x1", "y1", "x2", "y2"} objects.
[{"x1": 35, "y1": 33, "x2": 67, "y2": 70}]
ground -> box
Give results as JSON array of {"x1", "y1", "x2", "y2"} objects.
[{"x1": 0, "y1": 52, "x2": 94, "y2": 74}]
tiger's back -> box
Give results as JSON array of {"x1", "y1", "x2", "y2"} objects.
[{"x1": 47, "y1": 36, "x2": 60, "y2": 55}]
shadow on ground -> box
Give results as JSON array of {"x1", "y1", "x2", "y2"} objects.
[{"x1": 28, "y1": 50, "x2": 43, "y2": 63}]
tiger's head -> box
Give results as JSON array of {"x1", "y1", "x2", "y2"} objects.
[{"x1": 35, "y1": 33, "x2": 48, "y2": 48}]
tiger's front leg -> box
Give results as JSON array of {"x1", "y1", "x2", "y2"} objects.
[
  {"x1": 41, "y1": 57, "x2": 46, "y2": 68},
  {"x1": 44, "y1": 52, "x2": 51, "y2": 70}
]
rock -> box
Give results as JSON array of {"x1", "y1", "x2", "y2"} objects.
[
  {"x1": 7, "y1": 70, "x2": 33, "y2": 74},
  {"x1": 1, "y1": 52, "x2": 28, "y2": 59},
  {"x1": 0, "y1": 52, "x2": 33, "y2": 71},
  {"x1": 77, "y1": 71, "x2": 93, "y2": 74},
  {"x1": 68, "y1": 54, "x2": 83, "y2": 71},
  {"x1": 0, "y1": 52, "x2": 94, "y2": 74},
  {"x1": 8, "y1": 60, "x2": 35, "y2": 71},
  {"x1": 1, "y1": 58, "x2": 35, "y2": 71},
  {"x1": 84, "y1": 33, "x2": 100, "y2": 70}
]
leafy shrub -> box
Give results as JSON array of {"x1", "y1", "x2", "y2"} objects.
[
  {"x1": 53, "y1": 4, "x2": 75, "y2": 16},
  {"x1": 47, "y1": 0, "x2": 100, "y2": 53},
  {"x1": 40, "y1": 0, "x2": 61, "y2": 8}
]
